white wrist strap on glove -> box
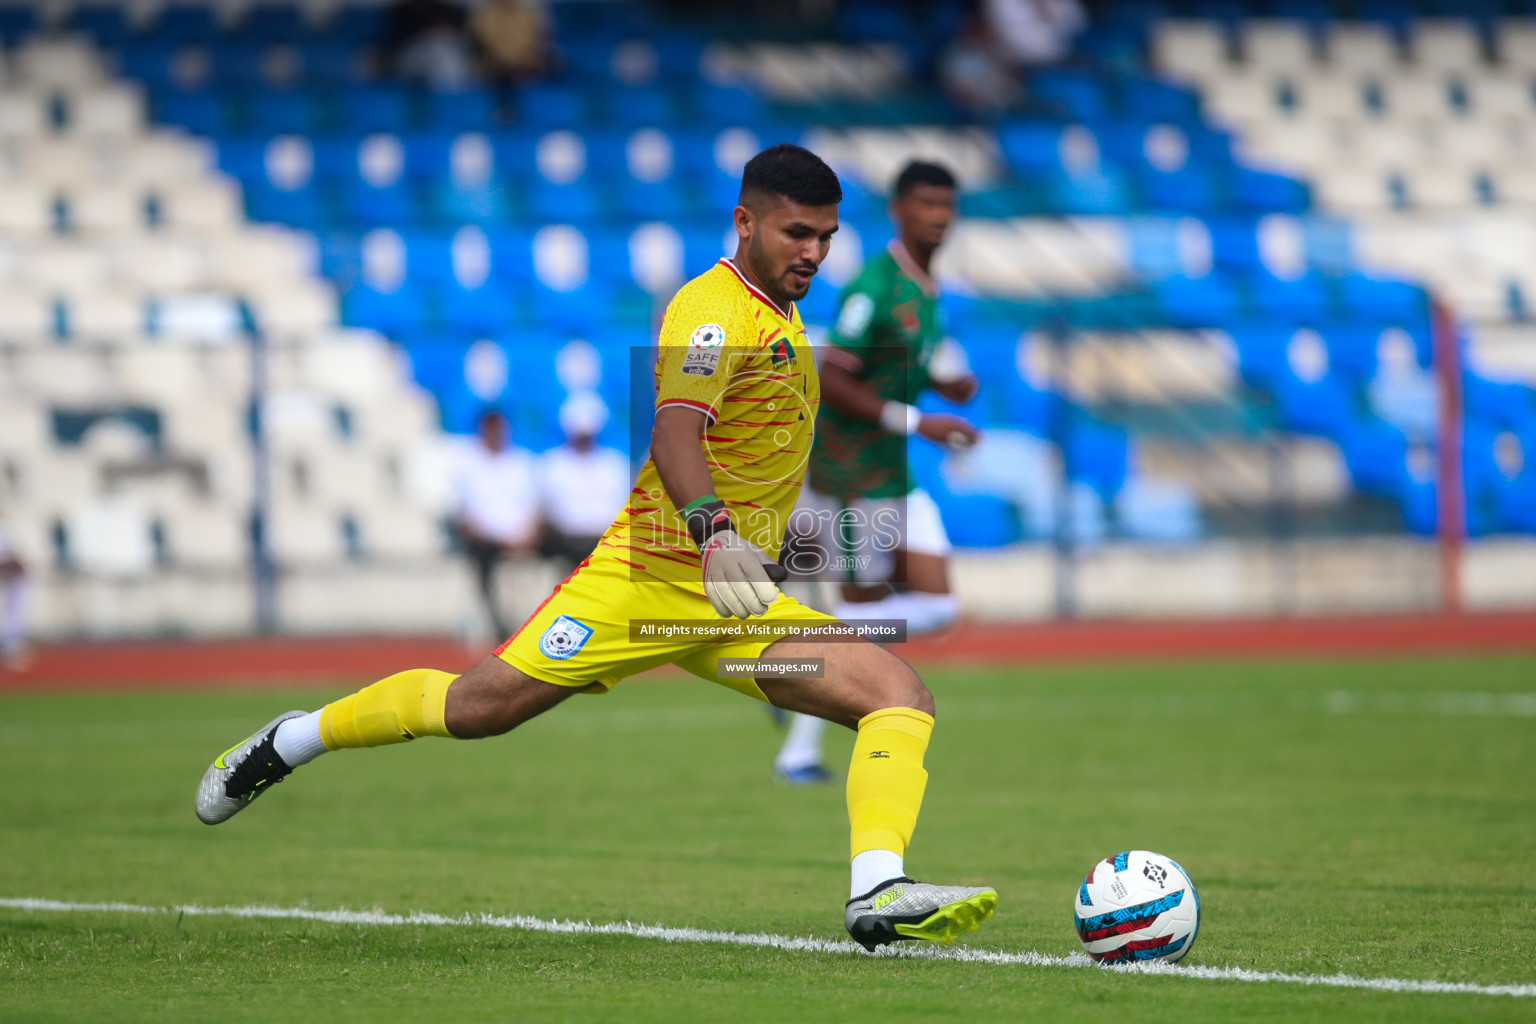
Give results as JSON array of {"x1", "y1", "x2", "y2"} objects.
[{"x1": 879, "y1": 401, "x2": 922, "y2": 436}]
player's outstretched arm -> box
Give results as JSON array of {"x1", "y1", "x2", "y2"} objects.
[
  {"x1": 651, "y1": 406, "x2": 786, "y2": 618},
  {"x1": 820, "y1": 359, "x2": 979, "y2": 450}
]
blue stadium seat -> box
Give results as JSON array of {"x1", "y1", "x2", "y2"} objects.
[
  {"x1": 1122, "y1": 76, "x2": 1201, "y2": 123},
  {"x1": 67, "y1": 4, "x2": 131, "y2": 45},
  {"x1": 1137, "y1": 165, "x2": 1223, "y2": 213},
  {"x1": 998, "y1": 121, "x2": 1063, "y2": 175},
  {"x1": 240, "y1": 3, "x2": 306, "y2": 41},
  {"x1": 1465, "y1": 374, "x2": 1536, "y2": 430},
  {"x1": 120, "y1": 41, "x2": 185, "y2": 87},
  {"x1": 423, "y1": 89, "x2": 497, "y2": 133},
  {"x1": 339, "y1": 86, "x2": 411, "y2": 133},
  {"x1": 245, "y1": 182, "x2": 324, "y2": 226},
  {"x1": 530, "y1": 282, "x2": 611, "y2": 331},
  {"x1": 514, "y1": 85, "x2": 587, "y2": 130},
  {"x1": 1249, "y1": 272, "x2": 1329, "y2": 323},
  {"x1": 1498, "y1": 472, "x2": 1536, "y2": 533},
  {"x1": 208, "y1": 41, "x2": 272, "y2": 87},
  {"x1": 1049, "y1": 168, "x2": 1132, "y2": 215},
  {"x1": 248, "y1": 89, "x2": 322, "y2": 134},
  {"x1": 1030, "y1": 70, "x2": 1109, "y2": 122},
  {"x1": 323, "y1": 4, "x2": 387, "y2": 42},
  {"x1": 0, "y1": 6, "x2": 36, "y2": 42},
  {"x1": 155, "y1": 89, "x2": 230, "y2": 135},
  {"x1": 298, "y1": 38, "x2": 370, "y2": 84},
  {"x1": 439, "y1": 283, "x2": 513, "y2": 335},
  {"x1": 155, "y1": 4, "x2": 219, "y2": 42},
  {"x1": 1272, "y1": 376, "x2": 1354, "y2": 437},
  {"x1": 1322, "y1": 325, "x2": 1382, "y2": 382},
  {"x1": 1338, "y1": 418, "x2": 1409, "y2": 498},
  {"x1": 1233, "y1": 168, "x2": 1309, "y2": 212},
  {"x1": 341, "y1": 179, "x2": 416, "y2": 224},
  {"x1": 396, "y1": 230, "x2": 454, "y2": 283},
  {"x1": 1232, "y1": 326, "x2": 1292, "y2": 384},
  {"x1": 488, "y1": 228, "x2": 536, "y2": 283},
  {"x1": 935, "y1": 494, "x2": 1021, "y2": 548},
  {"x1": 433, "y1": 183, "x2": 509, "y2": 223},
  {"x1": 1155, "y1": 275, "x2": 1241, "y2": 327},
  {"x1": 608, "y1": 87, "x2": 674, "y2": 127},
  {"x1": 344, "y1": 285, "x2": 430, "y2": 335},
  {"x1": 1208, "y1": 217, "x2": 1263, "y2": 272},
  {"x1": 528, "y1": 179, "x2": 599, "y2": 222},
  {"x1": 696, "y1": 85, "x2": 763, "y2": 126},
  {"x1": 1067, "y1": 419, "x2": 1129, "y2": 499},
  {"x1": 1338, "y1": 275, "x2": 1426, "y2": 323},
  {"x1": 312, "y1": 136, "x2": 361, "y2": 181}
]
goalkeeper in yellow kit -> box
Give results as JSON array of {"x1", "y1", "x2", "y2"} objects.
[{"x1": 193, "y1": 144, "x2": 996, "y2": 951}]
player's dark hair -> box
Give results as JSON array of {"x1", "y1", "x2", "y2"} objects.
[
  {"x1": 893, "y1": 160, "x2": 957, "y2": 197},
  {"x1": 739, "y1": 143, "x2": 842, "y2": 209},
  {"x1": 477, "y1": 406, "x2": 505, "y2": 428}
]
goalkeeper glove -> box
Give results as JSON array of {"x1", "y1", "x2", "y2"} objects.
[{"x1": 684, "y1": 498, "x2": 788, "y2": 618}]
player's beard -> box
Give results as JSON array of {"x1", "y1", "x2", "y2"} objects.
[{"x1": 746, "y1": 236, "x2": 802, "y2": 308}]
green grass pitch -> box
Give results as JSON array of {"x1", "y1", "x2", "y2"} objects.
[{"x1": 1, "y1": 654, "x2": 1534, "y2": 1023}]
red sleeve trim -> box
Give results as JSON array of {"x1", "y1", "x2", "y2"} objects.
[{"x1": 656, "y1": 398, "x2": 719, "y2": 423}]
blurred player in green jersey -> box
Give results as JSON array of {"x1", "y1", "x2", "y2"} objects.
[{"x1": 774, "y1": 160, "x2": 980, "y2": 783}]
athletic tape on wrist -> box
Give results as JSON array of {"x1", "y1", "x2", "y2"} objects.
[{"x1": 879, "y1": 401, "x2": 922, "y2": 436}]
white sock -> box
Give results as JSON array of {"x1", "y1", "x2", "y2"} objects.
[
  {"x1": 774, "y1": 713, "x2": 827, "y2": 772},
  {"x1": 850, "y1": 849, "x2": 906, "y2": 900},
  {"x1": 273, "y1": 710, "x2": 329, "y2": 767}
]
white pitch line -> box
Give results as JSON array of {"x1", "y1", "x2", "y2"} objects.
[{"x1": 2, "y1": 897, "x2": 1533, "y2": 999}]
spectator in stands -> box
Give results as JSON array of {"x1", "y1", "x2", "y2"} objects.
[
  {"x1": 384, "y1": 0, "x2": 477, "y2": 90},
  {"x1": 537, "y1": 392, "x2": 632, "y2": 575},
  {"x1": 451, "y1": 409, "x2": 541, "y2": 639},
  {"x1": 470, "y1": 0, "x2": 553, "y2": 84},
  {"x1": 939, "y1": 13, "x2": 1022, "y2": 116},
  {"x1": 985, "y1": 0, "x2": 1086, "y2": 67},
  {"x1": 0, "y1": 518, "x2": 30, "y2": 670}
]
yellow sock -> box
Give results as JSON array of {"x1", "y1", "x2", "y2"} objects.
[
  {"x1": 318, "y1": 669, "x2": 459, "y2": 750},
  {"x1": 846, "y1": 706, "x2": 933, "y2": 859}
]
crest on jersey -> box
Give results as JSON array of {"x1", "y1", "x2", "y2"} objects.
[
  {"x1": 683, "y1": 323, "x2": 725, "y2": 376},
  {"x1": 770, "y1": 337, "x2": 796, "y2": 366},
  {"x1": 539, "y1": 615, "x2": 593, "y2": 660}
]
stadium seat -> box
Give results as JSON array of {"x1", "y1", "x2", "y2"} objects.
[{"x1": 345, "y1": 284, "x2": 430, "y2": 334}]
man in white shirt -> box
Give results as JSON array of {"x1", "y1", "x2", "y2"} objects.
[
  {"x1": 537, "y1": 391, "x2": 633, "y2": 574},
  {"x1": 452, "y1": 409, "x2": 541, "y2": 639}
]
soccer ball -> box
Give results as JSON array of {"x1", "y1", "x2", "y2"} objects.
[{"x1": 1073, "y1": 850, "x2": 1200, "y2": 964}]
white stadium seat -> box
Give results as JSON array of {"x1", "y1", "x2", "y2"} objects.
[
  {"x1": 1400, "y1": 163, "x2": 1480, "y2": 209},
  {"x1": 155, "y1": 294, "x2": 244, "y2": 342},
  {"x1": 66, "y1": 86, "x2": 145, "y2": 137},
  {"x1": 24, "y1": 246, "x2": 109, "y2": 291},
  {"x1": 162, "y1": 502, "x2": 248, "y2": 570},
  {"x1": 1243, "y1": 20, "x2": 1317, "y2": 72},
  {"x1": 0, "y1": 288, "x2": 55, "y2": 340},
  {"x1": 1328, "y1": 23, "x2": 1402, "y2": 74},
  {"x1": 1413, "y1": 20, "x2": 1485, "y2": 71},
  {"x1": 1151, "y1": 20, "x2": 1231, "y2": 83},
  {"x1": 155, "y1": 176, "x2": 243, "y2": 230},
  {"x1": 1464, "y1": 74, "x2": 1536, "y2": 120},
  {"x1": 66, "y1": 498, "x2": 157, "y2": 578},
  {"x1": 1500, "y1": 19, "x2": 1536, "y2": 72},
  {"x1": 66, "y1": 184, "x2": 148, "y2": 232},
  {"x1": 0, "y1": 90, "x2": 50, "y2": 137},
  {"x1": 1376, "y1": 77, "x2": 1455, "y2": 120},
  {"x1": 14, "y1": 38, "x2": 104, "y2": 89},
  {"x1": 64, "y1": 288, "x2": 145, "y2": 339},
  {"x1": 1200, "y1": 70, "x2": 1280, "y2": 124},
  {"x1": 0, "y1": 184, "x2": 54, "y2": 235},
  {"x1": 1291, "y1": 72, "x2": 1371, "y2": 120},
  {"x1": 1312, "y1": 166, "x2": 1395, "y2": 211}
]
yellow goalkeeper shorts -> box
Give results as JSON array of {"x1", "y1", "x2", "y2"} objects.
[{"x1": 494, "y1": 553, "x2": 836, "y2": 701}]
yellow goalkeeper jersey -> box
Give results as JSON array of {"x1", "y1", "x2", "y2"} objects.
[{"x1": 596, "y1": 258, "x2": 819, "y2": 586}]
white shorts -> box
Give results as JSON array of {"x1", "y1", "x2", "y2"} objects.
[{"x1": 791, "y1": 487, "x2": 951, "y2": 584}]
